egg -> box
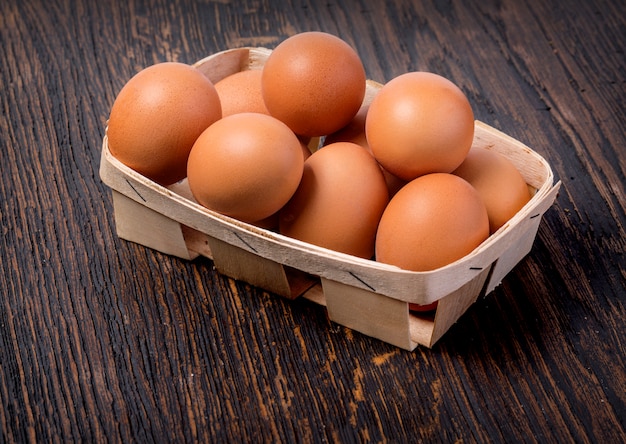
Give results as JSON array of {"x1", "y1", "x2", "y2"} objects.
[
  {"x1": 279, "y1": 142, "x2": 389, "y2": 259},
  {"x1": 323, "y1": 103, "x2": 369, "y2": 147},
  {"x1": 261, "y1": 31, "x2": 366, "y2": 137},
  {"x1": 214, "y1": 69, "x2": 269, "y2": 117},
  {"x1": 107, "y1": 62, "x2": 222, "y2": 185},
  {"x1": 365, "y1": 72, "x2": 474, "y2": 181},
  {"x1": 452, "y1": 146, "x2": 532, "y2": 233},
  {"x1": 187, "y1": 113, "x2": 304, "y2": 223},
  {"x1": 375, "y1": 173, "x2": 489, "y2": 272},
  {"x1": 324, "y1": 103, "x2": 407, "y2": 198}
]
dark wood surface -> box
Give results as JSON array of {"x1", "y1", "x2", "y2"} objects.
[{"x1": 1, "y1": 0, "x2": 624, "y2": 442}]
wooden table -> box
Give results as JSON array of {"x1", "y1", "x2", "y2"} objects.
[{"x1": 2, "y1": 0, "x2": 624, "y2": 442}]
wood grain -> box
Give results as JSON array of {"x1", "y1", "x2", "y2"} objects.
[{"x1": 1, "y1": 0, "x2": 624, "y2": 442}]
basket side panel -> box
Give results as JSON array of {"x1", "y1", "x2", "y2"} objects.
[
  {"x1": 207, "y1": 236, "x2": 295, "y2": 299},
  {"x1": 473, "y1": 121, "x2": 551, "y2": 191},
  {"x1": 485, "y1": 182, "x2": 561, "y2": 294},
  {"x1": 429, "y1": 267, "x2": 491, "y2": 346},
  {"x1": 193, "y1": 47, "x2": 271, "y2": 83},
  {"x1": 112, "y1": 191, "x2": 196, "y2": 260},
  {"x1": 194, "y1": 48, "x2": 250, "y2": 83},
  {"x1": 322, "y1": 278, "x2": 417, "y2": 350},
  {"x1": 485, "y1": 220, "x2": 539, "y2": 294}
]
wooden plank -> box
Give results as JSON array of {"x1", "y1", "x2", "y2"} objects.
[
  {"x1": 322, "y1": 278, "x2": 416, "y2": 350},
  {"x1": 207, "y1": 236, "x2": 294, "y2": 299},
  {"x1": 429, "y1": 267, "x2": 492, "y2": 346},
  {"x1": 112, "y1": 190, "x2": 196, "y2": 260}
]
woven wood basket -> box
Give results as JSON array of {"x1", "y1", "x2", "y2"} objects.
[{"x1": 99, "y1": 47, "x2": 561, "y2": 350}]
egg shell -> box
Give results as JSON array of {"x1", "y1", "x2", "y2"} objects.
[
  {"x1": 366, "y1": 71, "x2": 474, "y2": 181},
  {"x1": 187, "y1": 113, "x2": 304, "y2": 223},
  {"x1": 107, "y1": 62, "x2": 222, "y2": 185},
  {"x1": 324, "y1": 103, "x2": 407, "y2": 198},
  {"x1": 452, "y1": 146, "x2": 532, "y2": 233},
  {"x1": 214, "y1": 69, "x2": 269, "y2": 117},
  {"x1": 279, "y1": 142, "x2": 389, "y2": 259},
  {"x1": 375, "y1": 173, "x2": 489, "y2": 272},
  {"x1": 261, "y1": 31, "x2": 366, "y2": 137}
]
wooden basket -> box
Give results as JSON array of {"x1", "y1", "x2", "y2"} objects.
[{"x1": 99, "y1": 47, "x2": 561, "y2": 350}]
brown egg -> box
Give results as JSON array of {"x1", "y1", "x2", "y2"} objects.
[
  {"x1": 262, "y1": 31, "x2": 366, "y2": 137},
  {"x1": 187, "y1": 113, "x2": 304, "y2": 223},
  {"x1": 453, "y1": 146, "x2": 532, "y2": 233},
  {"x1": 375, "y1": 173, "x2": 489, "y2": 272},
  {"x1": 365, "y1": 72, "x2": 474, "y2": 181},
  {"x1": 323, "y1": 103, "x2": 370, "y2": 147},
  {"x1": 214, "y1": 69, "x2": 269, "y2": 117},
  {"x1": 324, "y1": 104, "x2": 407, "y2": 198},
  {"x1": 107, "y1": 62, "x2": 222, "y2": 185},
  {"x1": 279, "y1": 142, "x2": 389, "y2": 259}
]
